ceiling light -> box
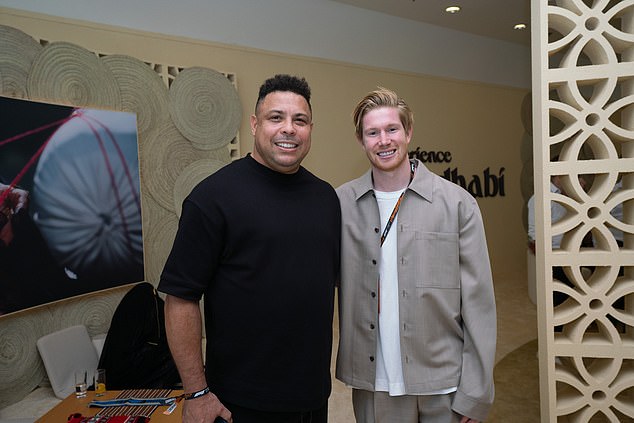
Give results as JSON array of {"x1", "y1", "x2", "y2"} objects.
[
  {"x1": 514, "y1": 23, "x2": 527, "y2": 30},
  {"x1": 445, "y1": 6, "x2": 461, "y2": 14}
]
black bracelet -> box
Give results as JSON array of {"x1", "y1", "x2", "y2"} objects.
[{"x1": 184, "y1": 386, "x2": 210, "y2": 400}]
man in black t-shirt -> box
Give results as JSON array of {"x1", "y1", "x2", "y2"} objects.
[{"x1": 158, "y1": 74, "x2": 341, "y2": 423}]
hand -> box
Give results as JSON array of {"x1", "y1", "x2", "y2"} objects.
[
  {"x1": 0, "y1": 185, "x2": 29, "y2": 247},
  {"x1": 182, "y1": 391, "x2": 232, "y2": 423},
  {"x1": 0, "y1": 184, "x2": 29, "y2": 215}
]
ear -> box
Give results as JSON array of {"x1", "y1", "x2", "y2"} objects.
[
  {"x1": 405, "y1": 125, "x2": 413, "y2": 145},
  {"x1": 250, "y1": 114, "x2": 257, "y2": 136}
]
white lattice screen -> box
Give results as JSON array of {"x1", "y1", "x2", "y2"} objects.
[{"x1": 533, "y1": 1, "x2": 634, "y2": 421}]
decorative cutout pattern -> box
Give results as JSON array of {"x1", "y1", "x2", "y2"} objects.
[{"x1": 537, "y1": 0, "x2": 634, "y2": 420}]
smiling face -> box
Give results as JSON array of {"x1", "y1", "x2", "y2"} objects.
[
  {"x1": 250, "y1": 91, "x2": 313, "y2": 174},
  {"x1": 358, "y1": 106, "x2": 412, "y2": 175}
]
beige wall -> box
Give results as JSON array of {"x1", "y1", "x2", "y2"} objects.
[{"x1": 0, "y1": 7, "x2": 529, "y2": 281}]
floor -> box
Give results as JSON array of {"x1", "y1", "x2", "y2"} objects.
[{"x1": 327, "y1": 271, "x2": 538, "y2": 422}]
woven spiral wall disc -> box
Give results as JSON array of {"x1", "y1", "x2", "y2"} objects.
[
  {"x1": 168, "y1": 66, "x2": 241, "y2": 150},
  {"x1": 0, "y1": 25, "x2": 42, "y2": 99},
  {"x1": 206, "y1": 144, "x2": 234, "y2": 162},
  {"x1": 0, "y1": 309, "x2": 50, "y2": 408},
  {"x1": 102, "y1": 54, "x2": 169, "y2": 135},
  {"x1": 49, "y1": 291, "x2": 124, "y2": 336},
  {"x1": 136, "y1": 118, "x2": 164, "y2": 166},
  {"x1": 173, "y1": 158, "x2": 228, "y2": 217},
  {"x1": 143, "y1": 202, "x2": 178, "y2": 283},
  {"x1": 141, "y1": 185, "x2": 161, "y2": 229},
  {"x1": 141, "y1": 121, "x2": 203, "y2": 211},
  {"x1": 140, "y1": 193, "x2": 168, "y2": 283},
  {"x1": 27, "y1": 41, "x2": 121, "y2": 109}
]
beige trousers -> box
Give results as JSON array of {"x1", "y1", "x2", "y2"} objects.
[{"x1": 352, "y1": 389, "x2": 462, "y2": 423}]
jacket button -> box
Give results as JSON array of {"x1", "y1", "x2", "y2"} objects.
[
  {"x1": 374, "y1": 227, "x2": 379, "y2": 233},
  {"x1": 369, "y1": 356, "x2": 375, "y2": 362},
  {"x1": 372, "y1": 259, "x2": 377, "y2": 265},
  {"x1": 370, "y1": 323, "x2": 375, "y2": 330},
  {"x1": 371, "y1": 291, "x2": 376, "y2": 298}
]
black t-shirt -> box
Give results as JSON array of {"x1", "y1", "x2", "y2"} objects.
[{"x1": 159, "y1": 155, "x2": 341, "y2": 412}]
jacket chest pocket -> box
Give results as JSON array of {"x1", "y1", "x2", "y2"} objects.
[{"x1": 412, "y1": 232, "x2": 459, "y2": 288}]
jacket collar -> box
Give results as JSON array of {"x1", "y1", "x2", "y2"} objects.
[{"x1": 350, "y1": 158, "x2": 434, "y2": 203}]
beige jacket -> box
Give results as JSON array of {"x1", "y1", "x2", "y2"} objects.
[{"x1": 335, "y1": 160, "x2": 496, "y2": 421}]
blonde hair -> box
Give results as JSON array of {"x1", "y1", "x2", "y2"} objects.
[{"x1": 352, "y1": 87, "x2": 414, "y2": 139}]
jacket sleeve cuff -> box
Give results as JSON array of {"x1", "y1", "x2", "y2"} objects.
[{"x1": 451, "y1": 388, "x2": 493, "y2": 422}]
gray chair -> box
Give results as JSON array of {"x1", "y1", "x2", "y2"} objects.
[{"x1": 36, "y1": 325, "x2": 99, "y2": 399}]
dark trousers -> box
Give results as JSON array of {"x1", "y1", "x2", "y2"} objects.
[{"x1": 221, "y1": 401, "x2": 328, "y2": 423}]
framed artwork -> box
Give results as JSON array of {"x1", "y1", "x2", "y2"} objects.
[{"x1": 0, "y1": 96, "x2": 144, "y2": 315}]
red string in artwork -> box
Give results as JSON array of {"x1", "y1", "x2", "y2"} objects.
[
  {"x1": 0, "y1": 110, "x2": 141, "y2": 258},
  {"x1": 0, "y1": 112, "x2": 76, "y2": 207},
  {"x1": 76, "y1": 112, "x2": 137, "y2": 255}
]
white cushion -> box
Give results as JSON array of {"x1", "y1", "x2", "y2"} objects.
[
  {"x1": 36, "y1": 325, "x2": 99, "y2": 399},
  {"x1": 0, "y1": 386, "x2": 60, "y2": 422},
  {"x1": 91, "y1": 333, "x2": 107, "y2": 360}
]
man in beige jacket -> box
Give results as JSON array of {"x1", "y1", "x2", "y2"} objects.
[{"x1": 336, "y1": 87, "x2": 496, "y2": 423}]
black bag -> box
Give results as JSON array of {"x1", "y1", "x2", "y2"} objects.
[{"x1": 98, "y1": 282, "x2": 181, "y2": 389}]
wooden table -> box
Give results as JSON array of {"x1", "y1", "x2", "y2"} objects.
[{"x1": 36, "y1": 390, "x2": 183, "y2": 422}]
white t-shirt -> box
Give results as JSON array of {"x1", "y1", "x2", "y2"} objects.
[
  {"x1": 374, "y1": 189, "x2": 458, "y2": 396},
  {"x1": 374, "y1": 189, "x2": 406, "y2": 395}
]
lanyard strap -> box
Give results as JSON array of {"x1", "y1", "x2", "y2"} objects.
[
  {"x1": 379, "y1": 192, "x2": 405, "y2": 247},
  {"x1": 379, "y1": 160, "x2": 417, "y2": 247}
]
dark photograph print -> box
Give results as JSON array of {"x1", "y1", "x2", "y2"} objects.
[{"x1": 0, "y1": 96, "x2": 144, "y2": 316}]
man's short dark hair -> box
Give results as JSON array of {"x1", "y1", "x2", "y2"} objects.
[{"x1": 255, "y1": 74, "x2": 311, "y2": 112}]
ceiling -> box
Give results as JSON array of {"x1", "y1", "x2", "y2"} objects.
[{"x1": 330, "y1": 0, "x2": 531, "y2": 46}]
